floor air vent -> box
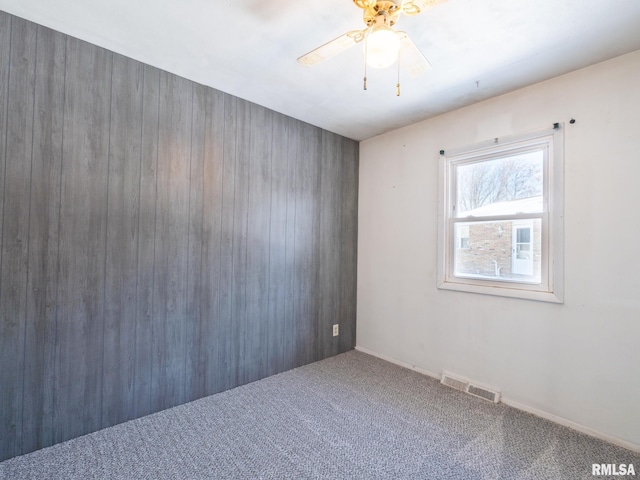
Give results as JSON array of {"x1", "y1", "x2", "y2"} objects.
[
  {"x1": 441, "y1": 374, "x2": 468, "y2": 392},
  {"x1": 441, "y1": 372, "x2": 501, "y2": 404},
  {"x1": 467, "y1": 384, "x2": 501, "y2": 403}
]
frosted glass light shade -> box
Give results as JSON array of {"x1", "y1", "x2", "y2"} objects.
[{"x1": 365, "y1": 25, "x2": 400, "y2": 69}]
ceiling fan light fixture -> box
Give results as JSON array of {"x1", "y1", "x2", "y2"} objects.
[
  {"x1": 365, "y1": 24, "x2": 401, "y2": 69},
  {"x1": 297, "y1": 0, "x2": 442, "y2": 93}
]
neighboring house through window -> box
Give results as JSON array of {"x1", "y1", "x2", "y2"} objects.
[{"x1": 437, "y1": 126, "x2": 564, "y2": 302}]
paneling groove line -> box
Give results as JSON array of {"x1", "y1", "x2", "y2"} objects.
[{"x1": 0, "y1": 9, "x2": 359, "y2": 462}]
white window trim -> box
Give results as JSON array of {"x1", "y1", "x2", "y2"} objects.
[{"x1": 437, "y1": 126, "x2": 564, "y2": 303}]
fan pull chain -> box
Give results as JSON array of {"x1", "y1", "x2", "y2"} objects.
[
  {"x1": 364, "y1": 60, "x2": 368, "y2": 90},
  {"x1": 363, "y1": 32, "x2": 368, "y2": 91},
  {"x1": 396, "y1": 59, "x2": 401, "y2": 96}
]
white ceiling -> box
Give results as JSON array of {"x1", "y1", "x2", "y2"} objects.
[{"x1": 1, "y1": 0, "x2": 639, "y2": 141}]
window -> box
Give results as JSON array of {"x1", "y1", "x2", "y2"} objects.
[{"x1": 437, "y1": 126, "x2": 564, "y2": 303}]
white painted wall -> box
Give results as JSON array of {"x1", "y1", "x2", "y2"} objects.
[{"x1": 357, "y1": 50, "x2": 640, "y2": 449}]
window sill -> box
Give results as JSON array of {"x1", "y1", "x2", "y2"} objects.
[{"x1": 437, "y1": 279, "x2": 564, "y2": 303}]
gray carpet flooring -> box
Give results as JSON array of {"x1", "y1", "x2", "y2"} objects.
[{"x1": 1, "y1": 350, "x2": 638, "y2": 479}]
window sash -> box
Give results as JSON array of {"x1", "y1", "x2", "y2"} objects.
[
  {"x1": 450, "y1": 144, "x2": 549, "y2": 219},
  {"x1": 446, "y1": 213, "x2": 549, "y2": 290}
]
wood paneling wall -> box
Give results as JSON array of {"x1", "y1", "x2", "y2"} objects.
[{"x1": 0, "y1": 12, "x2": 358, "y2": 461}]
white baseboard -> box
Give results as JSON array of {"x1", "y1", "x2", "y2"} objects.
[
  {"x1": 355, "y1": 346, "x2": 441, "y2": 380},
  {"x1": 499, "y1": 397, "x2": 640, "y2": 454},
  {"x1": 354, "y1": 345, "x2": 640, "y2": 454}
]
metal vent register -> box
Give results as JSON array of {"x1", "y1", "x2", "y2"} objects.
[{"x1": 441, "y1": 373, "x2": 501, "y2": 403}]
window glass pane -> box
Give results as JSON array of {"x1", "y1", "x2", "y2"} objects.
[
  {"x1": 456, "y1": 150, "x2": 543, "y2": 217},
  {"x1": 516, "y1": 228, "x2": 530, "y2": 243},
  {"x1": 453, "y1": 219, "x2": 542, "y2": 284}
]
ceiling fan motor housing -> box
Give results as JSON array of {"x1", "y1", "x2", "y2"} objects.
[{"x1": 360, "y1": 1, "x2": 402, "y2": 26}]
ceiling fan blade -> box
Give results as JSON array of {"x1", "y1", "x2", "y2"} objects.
[
  {"x1": 401, "y1": 0, "x2": 448, "y2": 15},
  {"x1": 397, "y1": 32, "x2": 432, "y2": 78},
  {"x1": 400, "y1": 0, "x2": 422, "y2": 16},
  {"x1": 297, "y1": 29, "x2": 367, "y2": 66},
  {"x1": 353, "y1": 0, "x2": 377, "y2": 9},
  {"x1": 413, "y1": 0, "x2": 449, "y2": 11}
]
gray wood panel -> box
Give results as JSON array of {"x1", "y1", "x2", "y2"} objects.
[
  {"x1": 0, "y1": 11, "x2": 8, "y2": 228},
  {"x1": 0, "y1": 12, "x2": 8, "y2": 457},
  {"x1": 282, "y1": 118, "x2": 300, "y2": 372},
  {"x1": 0, "y1": 11, "x2": 8, "y2": 280},
  {"x1": 54, "y1": 36, "x2": 112, "y2": 444},
  {"x1": 294, "y1": 123, "x2": 322, "y2": 367},
  {"x1": 232, "y1": 98, "x2": 251, "y2": 386},
  {"x1": 133, "y1": 64, "x2": 161, "y2": 419},
  {"x1": 245, "y1": 103, "x2": 272, "y2": 383},
  {"x1": 199, "y1": 87, "x2": 225, "y2": 396},
  {"x1": 102, "y1": 53, "x2": 144, "y2": 428},
  {"x1": 267, "y1": 112, "x2": 290, "y2": 376},
  {"x1": 185, "y1": 83, "x2": 205, "y2": 400},
  {"x1": 318, "y1": 130, "x2": 341, "y2": 359},
  {"x1": 0, "y1": 16, "x2": 36, "y2": 459},
  {"x1": 216, "y1": 93, "x2": 238, "y2": 393},
  {"x1": 339, "y1": 137, "x2": 359, "y2": 351},
  {"x1": 22, "y1": 24, "x2": 66, "y2": 454},
  {"x1": 151, "y1": 72, "x2": 192, "y2": 412},
  {"x1": 0, "y1": 11, "x2": 359, "y2": 462}
]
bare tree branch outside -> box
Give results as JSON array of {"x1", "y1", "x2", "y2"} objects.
[{"x1": 456, "y1": 151, "x2": 543, "y2": 214}]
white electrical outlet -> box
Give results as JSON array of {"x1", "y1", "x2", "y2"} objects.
[{"x1": 332, "y1": 324, "x2": 339, "y2": 336}]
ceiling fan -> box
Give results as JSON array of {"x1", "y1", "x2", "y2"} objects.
[{"x1": 297, "y1": 0, "x2": 447, "y2": 95}]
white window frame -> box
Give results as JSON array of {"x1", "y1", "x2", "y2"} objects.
[{"x1": 437, "y1": 126, "x2": 564, "y2": 303}]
